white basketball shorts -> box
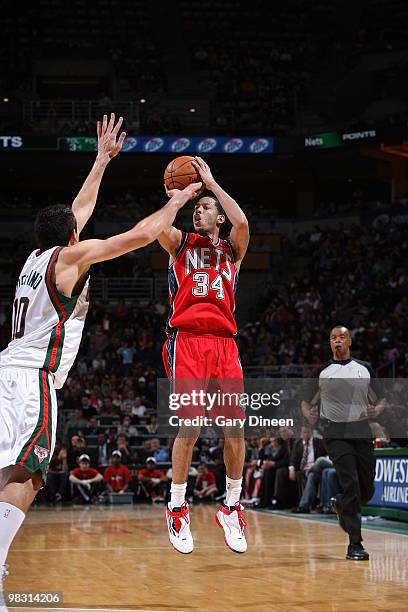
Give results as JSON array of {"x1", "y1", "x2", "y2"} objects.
[{"x1": 0, "y1": 367, "x2": 57, "y2": 479}]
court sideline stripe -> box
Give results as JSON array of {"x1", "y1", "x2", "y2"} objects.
[{"x1": 253, "y1": 508, "x2": 408, "y2": 537}]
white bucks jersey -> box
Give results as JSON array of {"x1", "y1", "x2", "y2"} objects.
[{"x1": 0, "y1": 246, "x2": 89, "y2": 388}]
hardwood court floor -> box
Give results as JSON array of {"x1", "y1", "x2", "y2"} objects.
[{"x1": 5, "y1": 504, "x2": 408, "y2": 612}]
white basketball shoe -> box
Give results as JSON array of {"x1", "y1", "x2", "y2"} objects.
[
  {"x1": 216, "y1": 502, "x2": 247, "y2": 553},
  {"x1": 165, "y1": 501, "x2": 194, "y2": 554}
]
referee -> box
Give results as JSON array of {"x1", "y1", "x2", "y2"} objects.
[{"x1": 301, "y1": 326, "x2": 385, "y2": 561}]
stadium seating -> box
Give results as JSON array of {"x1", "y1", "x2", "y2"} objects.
[{"x1": 2, "y1": 0, "x2": 408, "y2": 135}]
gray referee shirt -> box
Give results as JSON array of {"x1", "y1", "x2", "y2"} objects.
[{"x1": 303, "y1": 358, "x2": 384, "y2": 423}]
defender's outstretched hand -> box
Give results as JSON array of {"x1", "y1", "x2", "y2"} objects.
[
  {"x1": 97, "y1": 113, "x2": 126, "y2": 161},
  {"x1": 165, "y1": 182, "x2": 203, "y2": 201}
]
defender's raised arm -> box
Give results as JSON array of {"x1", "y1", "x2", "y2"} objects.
[
  {"x1": 59, "y1": 182, "x2": 202, "y2": 286},
  {"x1": 71, "y1": 113, "x2": 126, "y2": 235}
]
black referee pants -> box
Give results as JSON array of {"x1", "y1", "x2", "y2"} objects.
[{"x1": 324, "y1": 423, "x2": 375, "y2": 545}]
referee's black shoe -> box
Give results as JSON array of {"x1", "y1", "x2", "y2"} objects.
[
  {"x1": 330, "y1": 495, "x2": 347, "y2": 533},
  {"x1": 346, "y1": 543, "x2": 369, "y2": 561}
]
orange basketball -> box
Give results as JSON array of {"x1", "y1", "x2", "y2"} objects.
[{"x1": 163, "y1": 155, "x2": 203, "y2": 192}]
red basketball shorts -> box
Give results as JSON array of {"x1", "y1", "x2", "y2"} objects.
[{"x1": 162, "y1": 330, "x2": 244, "y2": 419}]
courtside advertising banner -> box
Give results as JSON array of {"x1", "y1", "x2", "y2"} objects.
[
  {"x1": 369, "y1": 454, "x2": 408, "y2": 509},
  {"x1": 58, "y1": 135, "x2": 274, "y2": 154}
]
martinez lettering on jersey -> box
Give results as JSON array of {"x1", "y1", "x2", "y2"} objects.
[
  {"x1": 16, "y1": 269, "x2": 43, "y2": 290},
  {"x1": 0, "y1": 247, "x2": 89, "y2": 389}
]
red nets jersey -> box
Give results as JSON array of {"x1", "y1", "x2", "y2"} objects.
[{"x1": 166, "y1": 232, "x2": 238, "y2": 335}]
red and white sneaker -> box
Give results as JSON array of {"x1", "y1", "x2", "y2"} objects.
[
  {"x1": 165, "y1": 501, "x2": 194, "y2": 554},
  {"x1": 216, "y1": 502, "x2": 247, "y2": 553}
]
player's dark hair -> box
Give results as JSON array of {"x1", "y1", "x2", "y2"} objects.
[
  {"x1": 198, "y1": 189, "x2": 225, "y2": 215},
  {"x1": 195, "y1": 190, "x2": 232, "y2": 237},
  {"x1": 34, "y1": 204, "x2": 77, "y2": 251}
]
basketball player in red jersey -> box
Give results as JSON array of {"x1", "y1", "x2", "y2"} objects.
[{"x1": 159, "y1": 157, "x2": 249, "y2": 554}]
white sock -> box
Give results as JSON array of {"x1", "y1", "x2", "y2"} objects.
[
  {"x1": 170, "y1": 482, "x2": 187, "y2": 509},
  {"x1": 225, "y1": 476, "x2": 242, "y2": 507},
  {"x1": 0, "y1": 502, "x2": 25, "y2": 566}
]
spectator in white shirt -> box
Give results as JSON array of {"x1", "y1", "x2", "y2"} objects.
[{"x1": 132, "y1": 395, "x2": 147, "y2": 418}]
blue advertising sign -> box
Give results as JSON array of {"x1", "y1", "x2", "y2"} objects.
[
  {"x1": 118, "y1": 135, "x2": 274, "y2": 154},
  {"x1": 360, "y1": 207, "x2": 408, "y2": 229},
  {"x1": 369, "y1": 456, "x2": 408, "y2": 510}
]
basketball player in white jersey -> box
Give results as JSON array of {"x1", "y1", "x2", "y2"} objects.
[{"x1": 0, "y1": 113, "x2": 201, "y2": 591}]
